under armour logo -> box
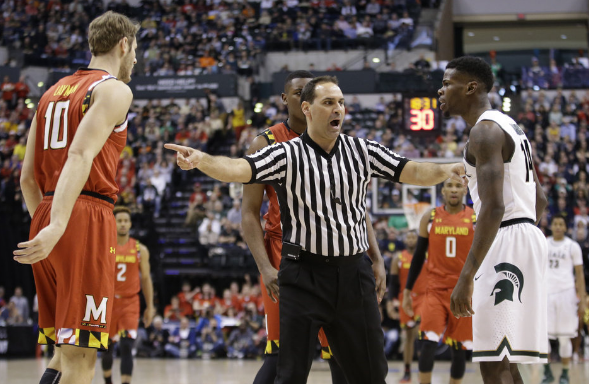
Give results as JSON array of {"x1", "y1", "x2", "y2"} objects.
[
  {"x1": 491, "y1": 263, "x2": 524, "y2": 306},
  {"x1": 110, "y1": 247, "x2": 115, "y2": 254}
]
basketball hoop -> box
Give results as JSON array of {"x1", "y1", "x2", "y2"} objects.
[{"x1": 402, "y1": 202, "x2": 431, "y2": 230}]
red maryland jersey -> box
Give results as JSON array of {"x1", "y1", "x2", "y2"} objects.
[
  {"x1": 34, "y1": 69, "x2": 128, "y2": 202},
  {"x1": 260, "y1": 122, "x2": 300, "y2": 239},
  {"x1": 398, "y1": 249, "x2": 428, "y2": 296},
  {"x1": 114, "y1": 237, "x2": 141, "y2": 298},
  {"x1": 426, "y1": 206, "x2": 476, "y2": 290}
]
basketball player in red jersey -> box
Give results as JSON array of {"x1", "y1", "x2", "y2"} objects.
[
  {"x1": 101, "y1": 206, "x2": 154, "y2": 384},
  {"x1": 242, "y1": 71, "x2": 386, "y2": 384},
  {"x1": 14, "y1": 11, "x2": 138, "y2": 384},
  {"x1": 402, "y1": 179, "x2": 475, "y2": 384},
  {"x1": 389, "y1": 230, "x2": 428, "y2": 383}
]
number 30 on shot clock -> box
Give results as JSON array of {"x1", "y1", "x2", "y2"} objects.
[{"x1": 403, "y1": 94, "x2": 441, "y2": 134}]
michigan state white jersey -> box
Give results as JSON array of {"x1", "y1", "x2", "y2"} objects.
[
  {"x1": 546, "y1": 236, "x2": 583, "y2": 293},
  {"x1": 463, "y1": 110, "x2": 537, "y2": 222}
]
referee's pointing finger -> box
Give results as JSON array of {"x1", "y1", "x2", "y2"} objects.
[{"x1": 164, "y1": 143, "x2": 190, "y2": 157}]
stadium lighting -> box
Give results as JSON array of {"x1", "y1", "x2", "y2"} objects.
[
  {"x1": 247, "y1": 119, "x2": 252, "y2": 125},
  {"x1": 254, "y1": 102, "x2": 263, "y2": 113},
  {"x1": 372, "y1": 58, "x2": 380, "y2": 63},
  {"x1": 493, "y1": 36, "x2": 500, "y2": 41},
  {"x1": 27, "y1": 103, "x2": 35, "y2": 109},
  {"x1": 502, "y1": 97, "x2": 511, "y2": 112},
  {"x1": 467, "y1": 32, "x2": 475, "y2": 37},
  {"x1": 37, "y1": 82, "x2": 44, "y2": 87},
  {"x1": 533, "y1": 85, "x2": 540, "y2": 91},
  {"x1": 25, "y1": 98, "x2": 31, "y2": 104},
  {"x1": 510, "y1": 85, "x2": 516, "y2": 92},
  {"x1": 498, "y1": 88, "x2": 506, "y2": 96}
]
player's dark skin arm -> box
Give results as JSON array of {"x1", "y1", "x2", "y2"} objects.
[
  {"x1": 241, "y1": 135, "x2": 280, "y2": 301},
  {"x1": 532, "y1": 165, "x2": 547, "y2": 225},
  {"x1": 451, "y1": 121, "x2": 509, "y2": 318}
]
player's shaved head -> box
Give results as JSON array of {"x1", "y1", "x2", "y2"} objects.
[{"x1": 284, "y1": 70, "x2": 314, "y2": 92}]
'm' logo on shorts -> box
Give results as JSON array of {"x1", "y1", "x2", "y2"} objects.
[
  {"x1": 83, "y1": 295, "x2": 108, "y2": 324},
  {"x1": 491, "y1": 263, "x2": 524, "y2": 306}
]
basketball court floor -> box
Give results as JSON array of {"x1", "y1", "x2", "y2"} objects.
[{"x1": 3, "y1": 358, "x2": 589, "y2": 383}]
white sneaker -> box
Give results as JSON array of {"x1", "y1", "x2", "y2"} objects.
[{"x1": 572, "y1": 353, "x2": 579, "y2": 364}]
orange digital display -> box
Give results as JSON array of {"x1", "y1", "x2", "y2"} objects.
[{"x1": 403, "y1": 95, "x2": 441, "y2": 133}]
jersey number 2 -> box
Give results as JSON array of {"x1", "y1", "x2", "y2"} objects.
[
  {"x1": 44, "y1": 100, "x2": 70, "y2": 150},
  {"x1": 117, "y1": 264, "x2": 127, "y2": 281},
  {"x1": 446, "y1": 236, "x2": 456, "y2": 258}
]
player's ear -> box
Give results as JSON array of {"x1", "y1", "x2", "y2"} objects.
[
  {"x1": 119, "y1": 36, "x2": 129, "y2": 55},
  {"x1": 466, "y1": 81, "x2": 477, "y2": 95},
  {"x1": 281, "y1": 93, "x2": 288, "y2": 106}
]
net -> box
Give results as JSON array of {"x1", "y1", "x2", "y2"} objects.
[{"x1": 402, "y1": 202, "x2": 431, "y2": 230}]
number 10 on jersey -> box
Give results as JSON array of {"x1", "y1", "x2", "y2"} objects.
[{"x1": 43, "y1": 100, "x2": 70, "y2": 150}]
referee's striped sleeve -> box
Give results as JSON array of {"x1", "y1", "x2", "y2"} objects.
[
  {"x1": 366, "y1": 140, "x2": 408, "y2": 182},
  {"x1": 244, "y1": 143, "x2": 287, "y2": 184}
]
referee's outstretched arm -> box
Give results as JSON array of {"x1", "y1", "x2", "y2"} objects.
[
  {"x1": 399, "y1": 161, "x2": 465, "y2": 187},
  {"x1": 164, "y1": 143, "x2": 252, "y2": 183}
]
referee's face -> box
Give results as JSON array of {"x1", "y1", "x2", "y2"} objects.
[{"x1": 305, "y1": 82, "x2": 345, "y2": 142}]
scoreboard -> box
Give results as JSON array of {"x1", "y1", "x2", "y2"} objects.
[{"x1": 402, "y1": 94, "x2": 442, "y2": 134}]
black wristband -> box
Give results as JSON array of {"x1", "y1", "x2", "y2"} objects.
[{"x1": 405, "y1": 236, "x2": 428, "y2": 291}]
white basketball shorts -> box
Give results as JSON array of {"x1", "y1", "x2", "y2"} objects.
[
  {"x1": 472, "y1": 220, "x2": 548, "y2": 363},
  {"x1": 547, "y1": 287, "x2": 579, "y2": 339}
]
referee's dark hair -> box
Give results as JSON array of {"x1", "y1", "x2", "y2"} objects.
[
  {"x1": 284, "y1": 70, "x2": 314, "y2": 90},
  {"x1": 300, "y1": 75, "x2": 339, "y2": 105},
  {"x1": 446, "y1": 56, "x2": 494, "y2": 93}
]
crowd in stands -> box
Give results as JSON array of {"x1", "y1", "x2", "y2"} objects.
[
  {"x1": 0, "y1": 286, "x2": 33, "y2": 326},
  {"x1": 521, "y1": 56, "x2": 589, "y2": 90},
  {"x1": 1, "y1": 0, "x2": 434, "y2": 76}
]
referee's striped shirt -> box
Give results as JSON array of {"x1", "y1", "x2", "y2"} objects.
[{"x1": 244, "y1": 131, "x2": 408, "y2": 257}]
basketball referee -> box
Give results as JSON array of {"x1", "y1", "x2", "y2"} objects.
[{"x1": 166, "y1": 76, "x2": 464, "y2": 384}]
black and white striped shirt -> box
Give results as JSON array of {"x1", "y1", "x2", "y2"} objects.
[{"x1": 245, "y1": 132, "x2": 408, "y2": 256}]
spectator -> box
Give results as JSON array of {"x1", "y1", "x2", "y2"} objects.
[
  {"x1": 0, "y1": 301, "x2": 24, "y2": 325},
  {"x1": 227, "y1": 321, "x2": 257, "y2": 359},
  {"x1": 226, "y1": 199, "x2": 242, "y2": 225},
  {"x1": 164, "y1": 296, "x2": 193, "y2": 321},
  {"x1": 0, "y1": 286, "x2": 5, "y2": 308},
  {"x1": 14, "y1": 76, "x2": 29, "y2": 101},
  {"x1": 198, "y1": 211, "x2": 222, "y2": 245},
  {"x1": 413, "y1": 54, "x2": 431, "y2": 71},
  {"x1": 165, "y1": 317, "x2": 198, "y2": 358},
  {"x1": 137, "y1": 316, "x2": 169, "y2": 357},
  {"x1": 198, "y1": 317, "x2": 226, "y2": 358},
  {"x1": 9, "y1": 286, "x2": 29, "y2": 321},
  {"x1": 1, "y1": 76, "x2": 15, "y2": 108}
]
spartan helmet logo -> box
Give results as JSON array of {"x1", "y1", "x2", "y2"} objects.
[{"x1": 491, "y1": 263, "x2": 524, "y2": 306}]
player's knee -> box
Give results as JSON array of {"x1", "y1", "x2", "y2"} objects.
[
  {"x1": 418, "y1": 340, "x2": 437, "y2": 373},
  {"x1": 119, "y1": 337, "x2": 135, "y2": 376},
  {"x1": 558, "y1": 336, "x2": 573, "y2": 358},
  {"x1": 450, "y1": 348, "x2": 466, "y2": 379},
  {"x1": 61, "y1": 344, "x2": 97, "y2": 368}
]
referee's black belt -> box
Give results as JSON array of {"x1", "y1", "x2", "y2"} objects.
[
  {"x1": 45, "y1": 190, "x2": 115, "y2": 205},
  {"x1": 499, "y1": 217, "x2": 534, "y2": 228},
  {"x1": 296, "y1": 250, "x2": 364, "y2": 266}
]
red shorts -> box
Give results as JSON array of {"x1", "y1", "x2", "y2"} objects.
[
  {"x1": 261, "y1": 236, "x2": 333, "y2": 357},
  {"x1": 32, "y1": 195, "x2": 117, "y2": 351},
  {"x1": 109, "y1": 294, "x2": 140, "y2": 340},
  {"x1": 419, "y1": 288, "x2": 473, "y2": 349},
  {"x1": 399, "y1": 291, "x2": 426, "y2": 328}
]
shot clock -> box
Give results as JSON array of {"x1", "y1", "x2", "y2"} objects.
[{"x1": 402, "y1": 94, "x2": 441, "y2": 134}]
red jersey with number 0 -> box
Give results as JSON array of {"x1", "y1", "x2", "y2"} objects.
[
  {"x1": 261, "y1": 122, "x2": 300, "y2": 239},
  {"x1": 426, "y1": 206, "x2": 476, "y2": 290},
  {"x1": 115, "y1": 237, "x2": 141, "y2": 298},
  {"x1": 398, "y1": 249, "x2": 428, "y2": 296},
  {"x1": 34, "y1": 68, "x2": 128, "y2": 202}
]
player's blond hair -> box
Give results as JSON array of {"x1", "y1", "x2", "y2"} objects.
[{"x1": 88, "y1": 11, "x2": 140, "y2": 56}]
